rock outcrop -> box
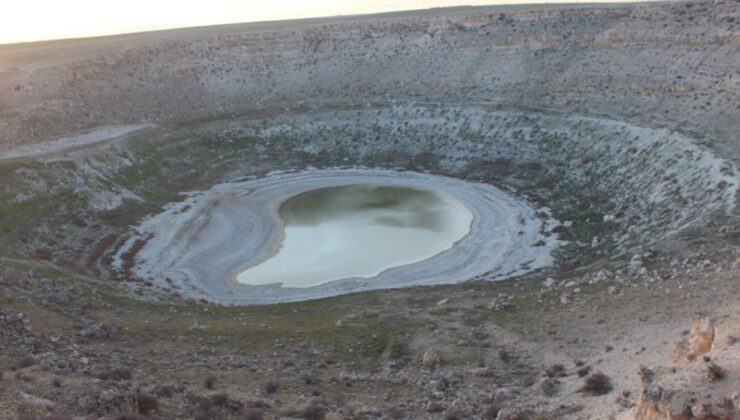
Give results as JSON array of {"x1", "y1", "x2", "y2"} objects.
[
  {"x1": 670, "y1": 314, "x2": 716, "y2": 363},
  {"x1": 619, "y1": 315, "x2": 739, "y2": 420}
]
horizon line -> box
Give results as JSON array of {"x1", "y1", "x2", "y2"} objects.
[{"x1": 0, "y1": 0, "x2": 653, "y2": 47}]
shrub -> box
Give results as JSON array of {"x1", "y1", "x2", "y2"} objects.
[
  {"x1": 34, "y1": 248, "x2": 52, "y2": 260},
  {"x1": 302, "y1": 374, "x2": 319, "y2": 385},
  {"x1": 243, "y1": 409, "x2": 265, "y2": 420},
  {"x1": 15, "y1": 371, "x2": 33, "y2": 382},
  {"x1": 301, "y1": 404, "x2": 327, "y2": 420},
  {"x1": 86, "y1": 234, "x2": 118, "y2": 267},
  {"x1": 428, "y1": 403, "x2": 446, "y2": 413},
  {"x1": 577, "y1": 366, "x2": 592, "y2": 378},
  {"x1": 387, "y1": 405, "x2": 405, "y2": 419},
  {"x1": 707, "y1": 363, "x2": 725, "y2": 381},
  {"x1": 203, "y1": 375, "x2": 217, "y2": 390},
  {"x1": 156, "y1": 385, "x2": 176, "y2": 397},
  {"x1": 483, "y1": 405, "x2": 500, "y2": 419},
  {"x1": 387, "y1": 340, "x2": 410, "y2": 360},
  {"x1": 17, "y1": 403, "x2": 42, "y2": 420},
  {"x1": 136, "y1": 392, "x2": 159, "y2": 415},
  {"x1": 98, "y1": 368, "x2": 132, "y2": 381},
  {"x1": 264, "y1": 381, "x2": 279, "y2": 394},
  {"x1": 211, "y1": 393, "x2": 229, "y2": 406},
  {"x1": 47, "y1": 413, "x2": 74, "y2": 420},
  {"x1": 581, "y1": 372, "x2": 613, "y2": 396},
  {"x1": 16, "y1": 356, "x2": 37, "y2": 370},
  {"x1": 546, "y1": 364, "x2": 567, "y2": 377}
]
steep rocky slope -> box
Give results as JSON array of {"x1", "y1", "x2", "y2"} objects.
[{"x1": 0, "y1": 1, "x2": 738, "y2": 163}]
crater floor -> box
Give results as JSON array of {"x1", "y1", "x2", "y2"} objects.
[{"x1": 119, "y1": 169, "x2": 560, "y2": 304}]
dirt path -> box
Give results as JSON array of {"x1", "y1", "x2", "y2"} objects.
[{"x1": 0, "y1": 124, "x2": 154, "y2": 162}]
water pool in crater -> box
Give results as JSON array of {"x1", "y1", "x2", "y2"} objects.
[
  {"x1": 121, "y1": 168, "x2": 558, "y2": 303},
  {"x1": 236, "y1": 184, "x2": 473, "y2": 287}
]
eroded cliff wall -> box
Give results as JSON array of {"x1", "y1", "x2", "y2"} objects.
[{"x1": 0, "y1": 1, "x2": 738, "y2": 163}]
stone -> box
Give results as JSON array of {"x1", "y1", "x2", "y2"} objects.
[
  {"x1": 19, "y1": 392, "x2": 55, "y2": 409},
  {"x1": 489, "y1": 294, "x2": 513, "y2": 310},
  {"x1": 543, "y1": 277, "x2": 557, "y2": 288},
  {"x1": 534, "y1": 377, "x2": 560, "y2": 396},
  {"x1": 559, "y1": 293, "x2": 573, "y2": 305},
  {"x1": 422, "y1": 349, "x2": 441, "y2": 369},
  {"x1": 496, "y1": 407, "x2": 524, "y2": 420},
  {"x1": 471, "y1": 366, "x2": 495, "y2": 377},
  {"x1": 595, "y1": 270, "x2": 611, "y2": 282},
  {"x1": 731, "y1": 255, "x2": 740, "y2": 270},
  {"x1": 80, "y1": 322, "x2": 117, "y2": 339}
]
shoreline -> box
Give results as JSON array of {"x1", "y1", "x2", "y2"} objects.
[{"x1": 116, "y1": 168, "x2": 562, "y2": 304}]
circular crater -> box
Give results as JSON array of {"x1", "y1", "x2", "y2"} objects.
[
  {"x1": 101, "y1": 105, "x2": 739, "y2": 305},
  {"x1": 121, "y1": 169, "x2": 559, "y2": 304}
]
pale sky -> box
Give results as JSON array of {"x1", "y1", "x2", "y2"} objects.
[{"x1": 0, "y1": 0, "x2": 634, "y2": 45}]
